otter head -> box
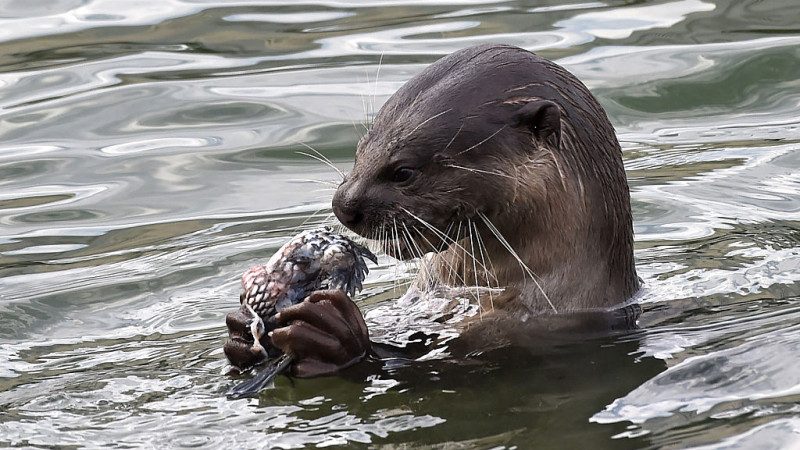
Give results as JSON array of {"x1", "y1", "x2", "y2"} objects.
[
  {"x1": 332, "y1": 44, "x2": 638, "y2": 302},
  {"x1": 334, "y1": 45, "x2": 569, "y2": 256}
]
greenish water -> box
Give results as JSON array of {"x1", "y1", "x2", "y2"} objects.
[{"x1": 1, "y1": 0, "x2": 799, "y2": 448}]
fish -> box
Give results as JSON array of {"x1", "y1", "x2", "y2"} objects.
[{"x1": 226, "y1": 226, "x2": 376, "y2": 398}]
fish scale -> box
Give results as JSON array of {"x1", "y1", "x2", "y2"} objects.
[{"x1": 239, "y1": 227, "x2": 374, "y2": 319}]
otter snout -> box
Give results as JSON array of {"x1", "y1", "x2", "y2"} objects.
[
  {"x1": 332, "y1": 181, "x2": 366, "y2": 233},
  {"x1": 333, "y1": 201, "x2": 363, "y2": 230}
]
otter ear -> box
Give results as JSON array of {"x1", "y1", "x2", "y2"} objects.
[{"x1": 511, "y1": 100, "x2": 561, "y2": 146}]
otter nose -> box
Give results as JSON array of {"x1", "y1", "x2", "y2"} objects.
[
  {"x1": 332, "y1": 201, "x2": 364, "y2": 229},
  {"x1": 332, "y1": 184, "x2": 365, "y2": 231}
]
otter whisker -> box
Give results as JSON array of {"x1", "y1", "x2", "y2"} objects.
[
  {"x1": 445, "y1": 164, "x2": 515, "y2": 180},
  {"x1": 399, "y1": 223, "x2": 423, "y2": 277},
  {"x1": 402, "y1": 108, "x2": 453, "y2": 142},
  {"x1": 330, "y1": 217, "x2": 347, "y2": 235},
  {"x1": 477, "y1": 212, "x2": 557, "y2": 313},
  {"x1": 373, "y1": 227, "x2": 383, "y2": 259},
  {"x1": 400, "y1": 225, "x2": 421, "y2": 274},
  {"x1": 296, "y1": 145, "x2": 345, "y2": 180},
  {"x1": 363, "y1": 67, "x2": 374, "y2": 125},
  {"x1": 371, "y1": 228, "x2": 379, "y2": 254},
  {"x1": 441, "y1": 221, "x2": 454, "y2": 253},
  {"x1": 385, "y1": 225, "x2": 390, "y2": 253},
  {"x1": 455, "y1": 124, "x2": 508, "y2": 156},
  {"x1": 351, "y1": 117, "x2": 366, "y2": 140},
  {"x1": 313, "y1": 210, "x2": 363, "y2": 243},
  {"x1": 402, "y1": 221, "x2": 437, "y2": 286},
  {"x1": 357, "y1": 74, "x2": 372, "y2": 132},
  {"x1": 392, "y1": 218, "x2": 407, "y2": 293},
  {"x1": 472, "y1": 218, "x2": 498, "y2": 285},
  {"x1": 401, "y1": 208, "x2": 481, "y2": 268},
  {"x1": 365, "y1": 229, "x2": 377, "y2": 258},
  {"x1": 321, "y1": 211, "x2": 336, "y2": 225},
  {"x1": 294, "y1": 204, "x2": 333, "y2": 236},
  {"x1": 381, "y1": 226, "x2": 388, "y2": 258},
  {"x1": 367, "y1": 227, "x2": 390, "y2": 287},
  {"x1": 467, "y1": 219, "x2": 483, "y2": 311},
  {"x1": 440, "y1": 222, "x2": 459, "y2": 286},
  {"x1": 392, "y1": 220, "x2": 418, "y2": 277},
  {"x1": 372, "y1": 52, "x2": 384, "y2": 123},
  {"x1": 357, "y1": 115, "x2": 370, "y2": 135},
  {"x1": 289, "y1": 178, "x2": 340, "y2": 187},
  {"x1": 411, "y1": 225, "x2": 466, "y2": 286},
  {"x1": 471, "y1": 219, "x2": 496, "y2": 311},
  {"x1": 399, "y1": 207, "x2": 491, "y2": 282},
  {"x1": 365, "y1": 228, "x2": 388, "y2": 271},
  {"x1": 368, "y1": 229, "x2": 378, "y2": 260},
  {"x1": 445, "y1": 222, "x2": 461, "y2": 285},
  {"x1": 301, "y1": 145, "x2": 340, "y2": 172},
  {"x1": 399, "y1": 228, "x2": 415, "y2": 259},
  {"x1": 455, "y1": 221, "x2": 464, "y2": 287},
  {"x1": 442, "y1": 121, "x2": 465, "y2": 153},
  {"x1": 401, "y1": 222, "x2": 424, "y2": 261}
]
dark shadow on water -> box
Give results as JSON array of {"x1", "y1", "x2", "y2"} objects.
[{"x1": 251, "y1": 330, "x2": 666, "y2": 448}]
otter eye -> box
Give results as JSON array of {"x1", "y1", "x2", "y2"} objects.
[{"x1": 390, "y1": 167, "x2": 416, "y2": 183}]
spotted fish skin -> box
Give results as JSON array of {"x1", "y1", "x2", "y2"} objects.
[{"x1": 239, "y1": 227, "x2": 377, "y2": 321}]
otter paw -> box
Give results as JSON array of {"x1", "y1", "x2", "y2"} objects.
[
  {"x1": 270, "y1": 289, "x2": 370, "y2": 377},
  {"x1": 223, "y1": 307, "x2": 270, "y2": 370}
]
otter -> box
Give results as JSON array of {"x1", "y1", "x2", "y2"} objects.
[{"x1": 225, "y1": 44, "x2": 640, "y2": 377}]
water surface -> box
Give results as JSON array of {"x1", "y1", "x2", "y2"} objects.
[{"x1": 1, "y1": 0, "x2": 799, "y2": 448}]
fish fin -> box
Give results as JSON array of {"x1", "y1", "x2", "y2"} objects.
[
  {"x1": 358, "y1": 245, "x2": 378, "y2": 265},
  {"x1": 226, "y1": 354, "x2": 294, "y2": 399}
]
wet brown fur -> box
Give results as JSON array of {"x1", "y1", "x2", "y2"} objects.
[{"x1": 332, "y1": 44, "x2": 639, "y2": 345}]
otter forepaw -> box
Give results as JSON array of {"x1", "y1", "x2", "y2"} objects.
[{"x1": 269, "y1": 289, "x2": 370, "y2": 377}]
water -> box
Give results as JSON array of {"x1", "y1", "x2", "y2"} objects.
[{"x1": 1, "y1": 0, "x2": 798, "y2": 448}]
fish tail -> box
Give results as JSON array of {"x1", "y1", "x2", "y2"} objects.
[{"x1": 226, "y1": 354, "x2": 294, "y2": 399}]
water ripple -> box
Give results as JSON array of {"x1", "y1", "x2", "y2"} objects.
[{"x1": 1, "y1": 0, "x2": 799, "y2": 448}]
